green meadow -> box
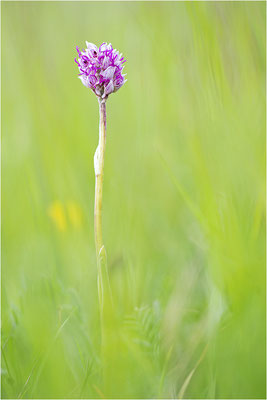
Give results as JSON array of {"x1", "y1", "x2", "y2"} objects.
[{"x1": 1, "y1": 1, "x2": 266, "y2": 398}]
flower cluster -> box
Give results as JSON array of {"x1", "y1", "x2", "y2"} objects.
[{"x1": 75, "y1": 42, "x2": 127, "y2": 99}]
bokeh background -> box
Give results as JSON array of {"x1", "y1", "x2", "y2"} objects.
[{"x1": 2, "y1": 1, "x2": 266, "y2": 399}]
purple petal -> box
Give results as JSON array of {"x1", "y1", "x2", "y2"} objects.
[
  {"x1": 79, "y1": 75, "x2": 90, "y2": 88},
  {"x1": 101, "y1": 66, "x2": 116, "y2": 80},
  {"x1": 86, "y1": 42, "x2": 98, "y2": 52},
  {"x1": 103, "y1": 80, "x2": 114, "y2": 97},
  {"x1": 102, "y1": 56, "x2": 111, "y2": 69}
]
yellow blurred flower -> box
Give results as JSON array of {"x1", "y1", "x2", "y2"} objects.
[
  {"x1": 66, "y1": 200, "x2": 82, "y2": 229},
  {"x1": 47, "y1": 200, "x2": 83, "y2": 232},
  {"x1": 47, "y1": 201, "x2": 67, "y2": 232}
]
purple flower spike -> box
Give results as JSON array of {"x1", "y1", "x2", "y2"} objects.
[{"x1": 75, "y1": 41, "x2": 127, "y2": 99}]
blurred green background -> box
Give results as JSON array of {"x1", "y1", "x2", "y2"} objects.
[{"x1": 1, "y1": 1, "x2": 266, "y2": 399}]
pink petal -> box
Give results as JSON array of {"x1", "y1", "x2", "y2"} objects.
[
  {"x1": 103, "y1": 80, "x2": 114, "y2": 97},
  {"x1": 101, "y1": 66, "x2": 116, "y2": 80}
]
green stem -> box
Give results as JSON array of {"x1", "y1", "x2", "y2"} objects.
[
  {"x1": 94, "y1": 98, "x2": 106, "y2": 257},
  {"x1": 94, "y1": 98, "x2": 121, "y2": 396},
  {"x1": 94, "y1": 98, "x2": 113, "y2": 315}
]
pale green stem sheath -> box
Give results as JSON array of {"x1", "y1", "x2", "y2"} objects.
[
  {"x1": 94, "y1": 98, "x2": 106, "y2": 257},
  {"x1": 94, "y1": 98, "x2": 114, "y2": 391},
  {"x1": 94, "y1": 98, "x2": 112, "y2": 316}
]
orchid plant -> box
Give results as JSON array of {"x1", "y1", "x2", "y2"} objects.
[{"x1": 75, "y1": 41, "x2": 127, "y2": 320}]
